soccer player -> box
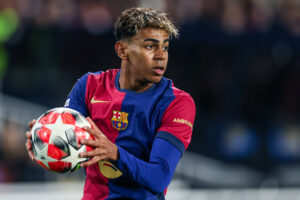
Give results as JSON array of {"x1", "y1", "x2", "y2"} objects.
[{"x1": 26, "y1": 7, "x2": 195, "y2": 200}]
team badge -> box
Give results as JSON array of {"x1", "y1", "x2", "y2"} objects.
[{"x1": 111, "y1": 110, "x2": 129, "y2": 130}]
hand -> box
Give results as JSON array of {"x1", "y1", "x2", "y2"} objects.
[
  {"x1": 79, "y1": 117, "x2": 119, "y2": 167},
  {"x1": 25, "y1": 119, "x2": 36, "y2": 161}
]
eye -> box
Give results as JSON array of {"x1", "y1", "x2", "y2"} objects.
[
  {"x1": 145, "y1": 45, "x2": 153, "y2": 50},
  {"x1": 163, "y1": 46, "x2": 169, "y2": 52}
]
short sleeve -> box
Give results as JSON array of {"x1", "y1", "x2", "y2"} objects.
[
  {"x1": 64, "y1": 73, "x2": 90, "y2": 116},
  {"x1": 156, "y1": 94, "x2": 196, "y2": 154}
]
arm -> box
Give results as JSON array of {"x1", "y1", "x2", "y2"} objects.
[
  {"x1": 80, "y1": 93, "x2": 196, "y2": 193},
  {"x1": 80, "y1": 121, "x2": 181, "y2": 194},
  {"x1": 64, "y1": 73, "x2": 91, "y2": 116},
  {"x1": 113, "y1": 94, "x2": 195, "y2": 193},
  {"x1": 116, "y1": 137, "x2": 181, "y2": 193},
  {"x1": 25, "y1": 73, "x2": 90, "y2": 161}
]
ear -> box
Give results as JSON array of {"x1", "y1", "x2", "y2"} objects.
[{"x1": 115, "y1": 41, "x2": 127, "y2": 61}]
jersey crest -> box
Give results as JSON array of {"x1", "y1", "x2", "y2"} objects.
[{"x1": 111, "y1": 110, "x2": 129, "y2": 130}]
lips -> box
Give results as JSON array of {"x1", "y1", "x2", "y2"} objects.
[{"x1": 152, "y1": 66, "x2": 165, "y2": 76}]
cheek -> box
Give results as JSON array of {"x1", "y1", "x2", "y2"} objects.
[
  {"x1": 131, "y1": 51, "x2": 153, "y2": 66},
  {"x1": 144, "y1": 52, "x2": 154, "y2": 64},
  {"x1": 128, "y1": 48, "x2": 144, "y2": 62}
]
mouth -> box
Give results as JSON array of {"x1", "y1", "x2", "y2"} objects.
[{"x1": 152, "y1": 66, "x2": 165, "y2": 76}]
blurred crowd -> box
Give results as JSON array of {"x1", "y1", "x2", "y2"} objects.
[
  {"x1": 0, "y1": 0, "x2": 300, "y2": 35},
  {"x1": 0, "y1": 0, "x2": 300, "y2": 185}
]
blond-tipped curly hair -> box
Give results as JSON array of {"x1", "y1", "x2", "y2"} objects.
[{"x1": 114, "y1": 7, "x2": 179, "y2": 41}]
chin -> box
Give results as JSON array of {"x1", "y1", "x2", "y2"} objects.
[{"x1": 150, "y1": 76, "x2": 163, "y2": 83}]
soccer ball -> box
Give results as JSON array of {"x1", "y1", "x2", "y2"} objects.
[{"x1": 31, "y1": 107, "x2": 93, "y2": 173}]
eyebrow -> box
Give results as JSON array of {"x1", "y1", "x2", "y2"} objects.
[{"x1": 144, "y1": 38, "x2": 170, "y2": 43}]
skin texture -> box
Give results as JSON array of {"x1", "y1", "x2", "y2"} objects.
[
  {"x1": 117, "y1": 28, "x2": 170, "y2": 92},
  {"x1": 25, "y1": 28, "x2": 170, "y2": 167},
  {"x1": 79, "y1": 117, "x2": 119, "y2": 166},
  {"x1": 25, "y1": 119, "x2": 36, "y2": 161}
]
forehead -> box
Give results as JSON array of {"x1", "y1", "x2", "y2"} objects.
[{"x1": 132, "y1": 28, "x2": 169, "y2": 41}]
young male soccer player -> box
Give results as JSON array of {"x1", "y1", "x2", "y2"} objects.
[{"x1": 26, "y1": 7, "x2": 195, "y2": 199}]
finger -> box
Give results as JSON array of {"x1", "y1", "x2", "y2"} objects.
[
  {"x1": 28, "y1": 151, "x2": 35, "y2": 161},
  {"x1": 27, "y1": 145, "x2": 35, "y2": 160},
  {"x1": 25, "y1": 140, "x2": 35, "y2": 161},
  {"x1": 80, "y1": 139, "x2": 99, "y2": 147},
  {"x1": 26, "y1": 140, "x2": 32, "y2": 150},
  {"x1": 79, "y1": 150, "x2": 95, "y2": 158},
  {"x1": 82, "y1": 126, "x2": 101, "y2": 139},
  {"x1": 80, "y1": 148, "x2": 107, "y2": 158},
  {"x1": 25, "y1": 131, "x2": 32, "y2": 139},
  {"x1": 86, "y1": 117, "x2": 104, "y2": 135},
  {"x1": 84, "y1": 120, "x2": 106, "y2": 140},
  {"x1": 86, "y1": 117, "x2": 97, "y2": 130},
  {"x1": 80, "y1": 156, "x2": 104, "y2": 167},
  {"x1": 28, "y1": 119, "x2": 36, "y2": 129}
]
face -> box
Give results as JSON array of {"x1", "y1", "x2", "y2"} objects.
[{"x1": 123, "y1": 28, "x2": 170, "y2": 84}]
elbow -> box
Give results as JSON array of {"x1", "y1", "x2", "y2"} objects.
[
  {"x1": 149, "y1": 176, "x2": 171, "y2": 194},
  {"x1": 151, "y1": 180, "x2": 170, "y2": 194}
]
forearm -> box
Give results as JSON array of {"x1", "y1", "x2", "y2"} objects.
[{"x1": 114, "y1": 138, "x2": 182, "y2": 193}]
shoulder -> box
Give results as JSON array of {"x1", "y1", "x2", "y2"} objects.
[
  {"x1": 167, "y1": 88, "x2": 195, "y2": 115},
  {"x1": 163, "y1": 78, "x2": 195, "y2": 110},
  {"x1": 76, "y1": 69, "x2": 119, "y2": 88},
  {"x1": 160, "y1": 79, "x2": 196, "y2": 122},
  {"x1": 157, "y1": 81, "x2": 196, "y2": 151},
  {"x1": 172, "y1": 86, "x2": 194, "y2": 102},
  {"x1": 81, "y1": 69, "x2": 119, "y2": 81}
]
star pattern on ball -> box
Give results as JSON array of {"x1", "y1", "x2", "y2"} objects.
[
  {"x1": 34, "y1": 144, "x2": 57, "y2": 169},
  {"x1": 45, "y1": 115, "x2": 74, "y2": 141},
  {"x1": 31, "y1": 108, "x2": 93, "y2": 173},
  {"x1": 61, "y1": 144, "x2": 88, "y2": 170}
]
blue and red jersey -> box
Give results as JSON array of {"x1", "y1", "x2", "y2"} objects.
[{"x1": 65, "y1": 69, "x2": 195, "y2": 200}]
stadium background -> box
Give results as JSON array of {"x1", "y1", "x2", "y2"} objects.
[{"x1": 0, "y1": 0, "x2": 300, "y2": 199}]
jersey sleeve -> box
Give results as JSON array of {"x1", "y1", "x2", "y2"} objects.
[
  {"x1": 156, "y1": 93, "x2": 196, "y2": 154},
  {"x1": 112, "y1": 93, "x2": 196, "y2": 194},
  {"x1": 64, "y1": 73, "x2": 90, "y2": 116},
  {"x1": 113, "y1": 137, "x2": 181, "y2": 194}
]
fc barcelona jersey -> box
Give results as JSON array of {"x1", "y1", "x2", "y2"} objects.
[{"x1": 65, "y1": 69, "x2": 195, "y2": 200}]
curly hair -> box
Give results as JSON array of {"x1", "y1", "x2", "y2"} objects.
[{"x1": 114, "y1": 7, "x2": 179, "y2": 41}]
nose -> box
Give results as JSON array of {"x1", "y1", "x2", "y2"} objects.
[{"x1": 154, "y1": 47, "x2": 166, "y2": 60}]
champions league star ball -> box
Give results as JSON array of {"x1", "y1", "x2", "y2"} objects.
[{"x1": 31, "y1": 107, "x2": 93, "y2": 173}]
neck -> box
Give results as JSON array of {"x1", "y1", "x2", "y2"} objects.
[{"x1": 119, "y1": 65, "x2": 154, "y2": 93}]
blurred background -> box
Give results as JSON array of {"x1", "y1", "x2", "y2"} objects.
[{"x1": 0, "y1": 0, "x2": 300, "y2": 199}]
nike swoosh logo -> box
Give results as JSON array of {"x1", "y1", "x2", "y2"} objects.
[{"x1": 91, "y1": 97, "x2": 111, "y2": 104}]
